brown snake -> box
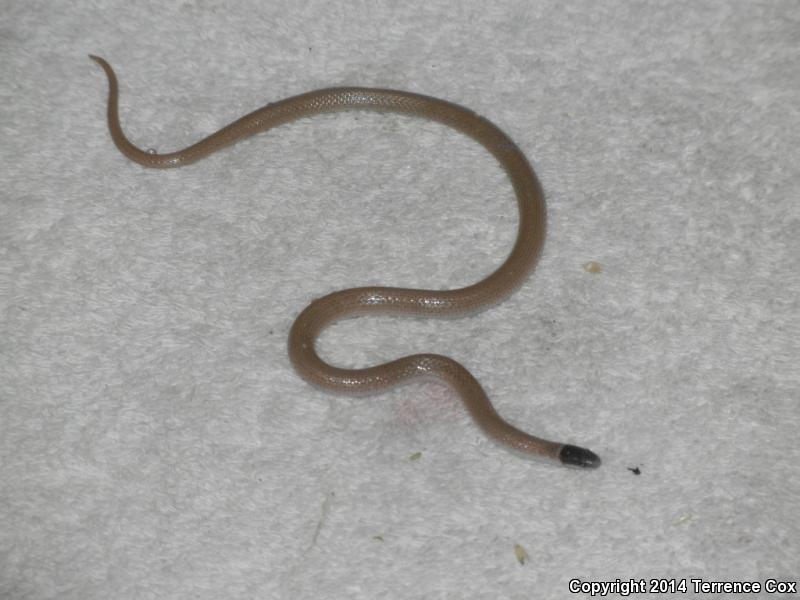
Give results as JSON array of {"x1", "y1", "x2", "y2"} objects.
[{"x1": 90, "y1": 55, "x2": 600, "y2": 469}]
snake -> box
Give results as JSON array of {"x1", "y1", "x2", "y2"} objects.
[{"x1": 89, "y1": 55, "x2": 600, "y2": 469}]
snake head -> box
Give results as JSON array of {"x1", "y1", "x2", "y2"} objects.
[{"x1": 559, "y1": 444, "x2": 601, "y2": 468}]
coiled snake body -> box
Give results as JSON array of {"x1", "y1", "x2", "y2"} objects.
[{"x1": 90, "y1": 55, "x2": 600, "y2": 469}]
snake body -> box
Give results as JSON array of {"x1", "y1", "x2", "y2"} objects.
[{"x1": 90, "y1": 55, "x2": 600, "y2": 468}]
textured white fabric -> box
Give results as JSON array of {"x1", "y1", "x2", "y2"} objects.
[{"x1": 2, "y1": 1, "x2": 798, "y2": 598}]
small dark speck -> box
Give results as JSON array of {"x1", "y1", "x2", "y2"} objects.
[
  {"x1": 268, "y1": 330, "x2": 274, "y2": 335},
  {"x1": 628, "y1": 466, "x2": 641, "y2": 475}
]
